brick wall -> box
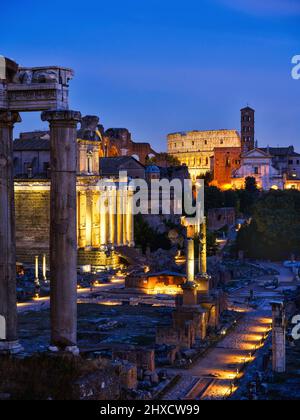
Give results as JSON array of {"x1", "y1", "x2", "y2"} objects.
[{"x1": 15, "y1": 189, "x2": 50, "y2": 263}]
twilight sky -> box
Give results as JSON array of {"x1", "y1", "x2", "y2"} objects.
[{"x1": 1, "y1": 0, "x2": 299, "y2": 151}]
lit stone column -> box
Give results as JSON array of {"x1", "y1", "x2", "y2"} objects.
[
  {"x1": 271, "y1": 301, "x2": 286, "y2": 373},
  {"x1": 41, "y1": 110, "x2": 81, "y2": 353},
  {"x1": 91, "y1": 190, "x2": 100, "y2": 248},
  {"x1": 78, "y1": 143, "x2": 87, "y2": 174},
  {"x1": 123, "y1": 186, "x2": 129, "y2": 246},
  {"x1": 100, "y1": 188, "x2": 108, "y2": 246},
  {"x1": 0, "y1": 111, "x2": 22, "y2": 353},
  {"x1": 117, "y1": 189, "x2": 123, "y2": 246},
  {"x1": 42, "y1": 254, "x2": 47, "y2": 281},
  {"x1": 126, "y1": 189, "x2": 135, "y2": 247},
  {"x1": 200, "y1": 217, "x2": 207, "y2": 274},
  {"x1": 34, "y1": 255, "x2": 39, "y2": 284},
  {"x1": 85, "y1": 189, "x2": 92, "y2": 247},
  {"x1": 109, "y1": 188, "x2": 116, "y2": 245},
  {"x1": 123, "y1": 187, "x2": 128, "y2": 246},
  {"x1": 78, "y1": 191, "x2": 87, "y2": 249},
  {"x1": 187, "y1": 238, "x2": 195, "y2": 282}
]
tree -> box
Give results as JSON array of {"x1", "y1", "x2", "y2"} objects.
[
  {"x1": 147, "y1": 153, "x2": 181, "y2": 167},
  {"x1": 134, "y1": 214, "x2": 172, "y2": 253},
  {"x1": 236, "y1": 190, "x2": 300, "y2": 260},
  {"x1": 204, "y1": 186, "x2": 224, "y2": 212},
  {"x1": 236, "y1": 177, "x2": 260, "y2": 215},
  {"x1": 245, "y1": 176, "x2": 258, "y2": 193}
]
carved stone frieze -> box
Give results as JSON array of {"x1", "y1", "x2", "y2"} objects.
[{"x1": 0, "y1": 58, "x2": 74, "y2": 112}]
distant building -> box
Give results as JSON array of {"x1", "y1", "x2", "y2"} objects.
[
  {"x1": 14, "y1": 132, "x2": 51, "y2": 179},
  {"x1": 207, "y1": 208, "x2": 236, "y2": 231},
  {"x1": 167, "y1": 129, "x2": 241, "y2": 181},
  {"x1": 241, "y1": 106, "x2": 255, "y2": 153},
  {"x1": 104, "y1": 128, "x2": 156, "y2": 164},
  {"x1": 260, "y1": 146, "x2": 300, "y2": 180},
  {"x1": 13, "y1": 117, "x2": 135, "y2": 265},
  {"x1": 145, "y1": 164, "x2": 160, "y2": 181},
  {"x1": 100, "y1": 156, "x2": 146, "y2": 179},
  {"x1": 211, "y1": 147, "x2": 241, "y2": 190},
  {"x1": 231, "y1": 148, "x2": 284, "y2": 190}
]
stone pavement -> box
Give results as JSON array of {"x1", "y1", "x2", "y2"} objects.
[
  {"x1": 163, "y1": 308, "x2": 272, "y2": 400},
  {"x1": 163, "y1": 262, "x2": 297, "y2": 400}
]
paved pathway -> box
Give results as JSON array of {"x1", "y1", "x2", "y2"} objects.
[
  {"x1": 17, "y1": 281, "x2": 124, "y2": 313},
  {"x1": 163, "y1": 262, "x2": 298, "y2": 400},
  {"x1": 163, "y1": 308, "x2": 271, "y2": 400}
]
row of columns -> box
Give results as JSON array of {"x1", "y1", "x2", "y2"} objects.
[
  {"x1": 77, "y1": 188, "x2": 134, "y2": 249},
  {"x1": 0, "y1": 109, "x2": 81, "y2": 353}
]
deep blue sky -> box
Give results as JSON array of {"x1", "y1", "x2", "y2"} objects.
[{"x1": 1, "y1": 0, "x2": 300, "y2": 151}]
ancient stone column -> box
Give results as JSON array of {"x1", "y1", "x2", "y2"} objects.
[
  {"x1": 271, "y1": 301, "x2": 286, "y2": 373},
  {"x1": 100, "y1": 188, "x2": 108, "y2": 246},
  {"x1": 0, "y1": 111, "x2": 22, "y2": 354},
  {"x1": 126, "y1": 189, "x2": 135, "y2": 247},
  {"x1": 91, "y1": 190, "x2": 100, "y2": 248},
  {"x1": 34, "y1": 255, "x2": 39, "y2": 284},
  {"x1": 123, "y1": 187, "x2": 128, "y2": 245},
  {"x1": 117, "y1": 189, "x2": 123, "y2": 246},
  {"x1": 78, "y1": 191, "x2": 87, "y2": 248},
  {"x1": 109, "y1": 187, "x2": 116, "y2": 245},
  {"x1": 41, "y1": 110, "x2": 81, "y2": 353},
  {"x1": 200, "y1": 217, "x2": 207, "y2": 274},
  {"x1": 182, "y1": 280, "x2": 197, "y2": 306},
  {"x1": 187, "y1": 238, "x2": 195, "y2": 282},
  {"x1": 42, "y1": 254, "x2": 47, "y2": 281},
  {"x1": 85, "y1": 189, "x2": 92, "y2": 247}
]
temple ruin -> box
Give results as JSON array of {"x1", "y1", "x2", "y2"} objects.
[{"x1": 0, "y1": 57, "x2": 134, "y2": 354}]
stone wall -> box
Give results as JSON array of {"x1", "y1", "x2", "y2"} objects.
[
  {"x1": 167, "y1": 130, "x2": 241, "y2": 180},
  {"x1": 207, "y1": 207, "x2": 236, "y2": 231},
  {"x1": 15, "y1": 186, "x2": 50, "y2": 263},
  {"x1": 212, "y1": 146, "x2": 241, "y2": 189},
  {"x1": 77, "y1": 249, "x2": 119, "y2": 268}
]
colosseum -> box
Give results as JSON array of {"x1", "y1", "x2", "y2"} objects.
[{"x1": 167, "y1": 130, "x2": 241, "y2": 180}]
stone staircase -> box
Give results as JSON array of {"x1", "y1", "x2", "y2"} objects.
[{"x1": 115, "y1": 246, "x2": 148, "y2": 268}]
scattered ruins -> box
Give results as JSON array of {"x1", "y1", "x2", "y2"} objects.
[{"x1": 156, "y1": 218, "x2": 225, "y2": 355}]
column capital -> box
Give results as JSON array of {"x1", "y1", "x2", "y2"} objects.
[
  {"x1": 41, "y1": 110, "x2": 81, "y2": 125},
  {"x1": 0, "y1": 111, "x2": 21, "y2": 126}
]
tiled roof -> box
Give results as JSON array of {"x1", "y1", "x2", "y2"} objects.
[
  {"x1": 100, "y1": 157, "x2": 145, "y2": 175},
  {"x1": 261, "y1": 147, "x2": 300, "y2": 157},
  {"x1": 13, "y1": 137, "x2": 50, "y2": 151}
]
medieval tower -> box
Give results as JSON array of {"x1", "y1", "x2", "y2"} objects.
[{"x1": 241, "y1": 106, "x2": 255, "y2": 153}]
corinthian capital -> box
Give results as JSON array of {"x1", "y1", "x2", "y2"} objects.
[{"x1": 0, "y1": 111, "x2": 21, "y2": 125}]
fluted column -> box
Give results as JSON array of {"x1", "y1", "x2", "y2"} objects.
[
  {"x1": 200, "y1": 217, "x2": 207, "y2": 274},
  {"x1": 0, "y1": 111, "x2": 22, "y2": 354},
  {"x1": 91, "y1": 190, "x2": 100, "y2": 248},
  {"x1": 85, "y1": 189, "x2": 92, "y2": 247},
  {"x1": 122, "y1": 187, "x2": 128, "y2": 246},
  {"x1": 117, "y1": 189, "x2": 123, "y2": 246},
  {"x1": 109, "y1": 188, "x2": 116, "y2": 245},
  {"x1": 187, "y1": 238, "x2": 195, "y2": 282},
  {"x1": 41, "y1": 110, "x2": 81, "y2": 353},
  {"x1": 78, "y1": 191, "x2": 87, "y2": 249},
  {"x1": 100, "y1": 188, "x2": 108, "y2": 246},
  {"x1": 126, "y1": 189, "x2": 135, "y2": 247}
]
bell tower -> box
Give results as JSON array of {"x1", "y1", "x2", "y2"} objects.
[{"x1": 241, "y1": 106, "x2": 255, "y2": 153}]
